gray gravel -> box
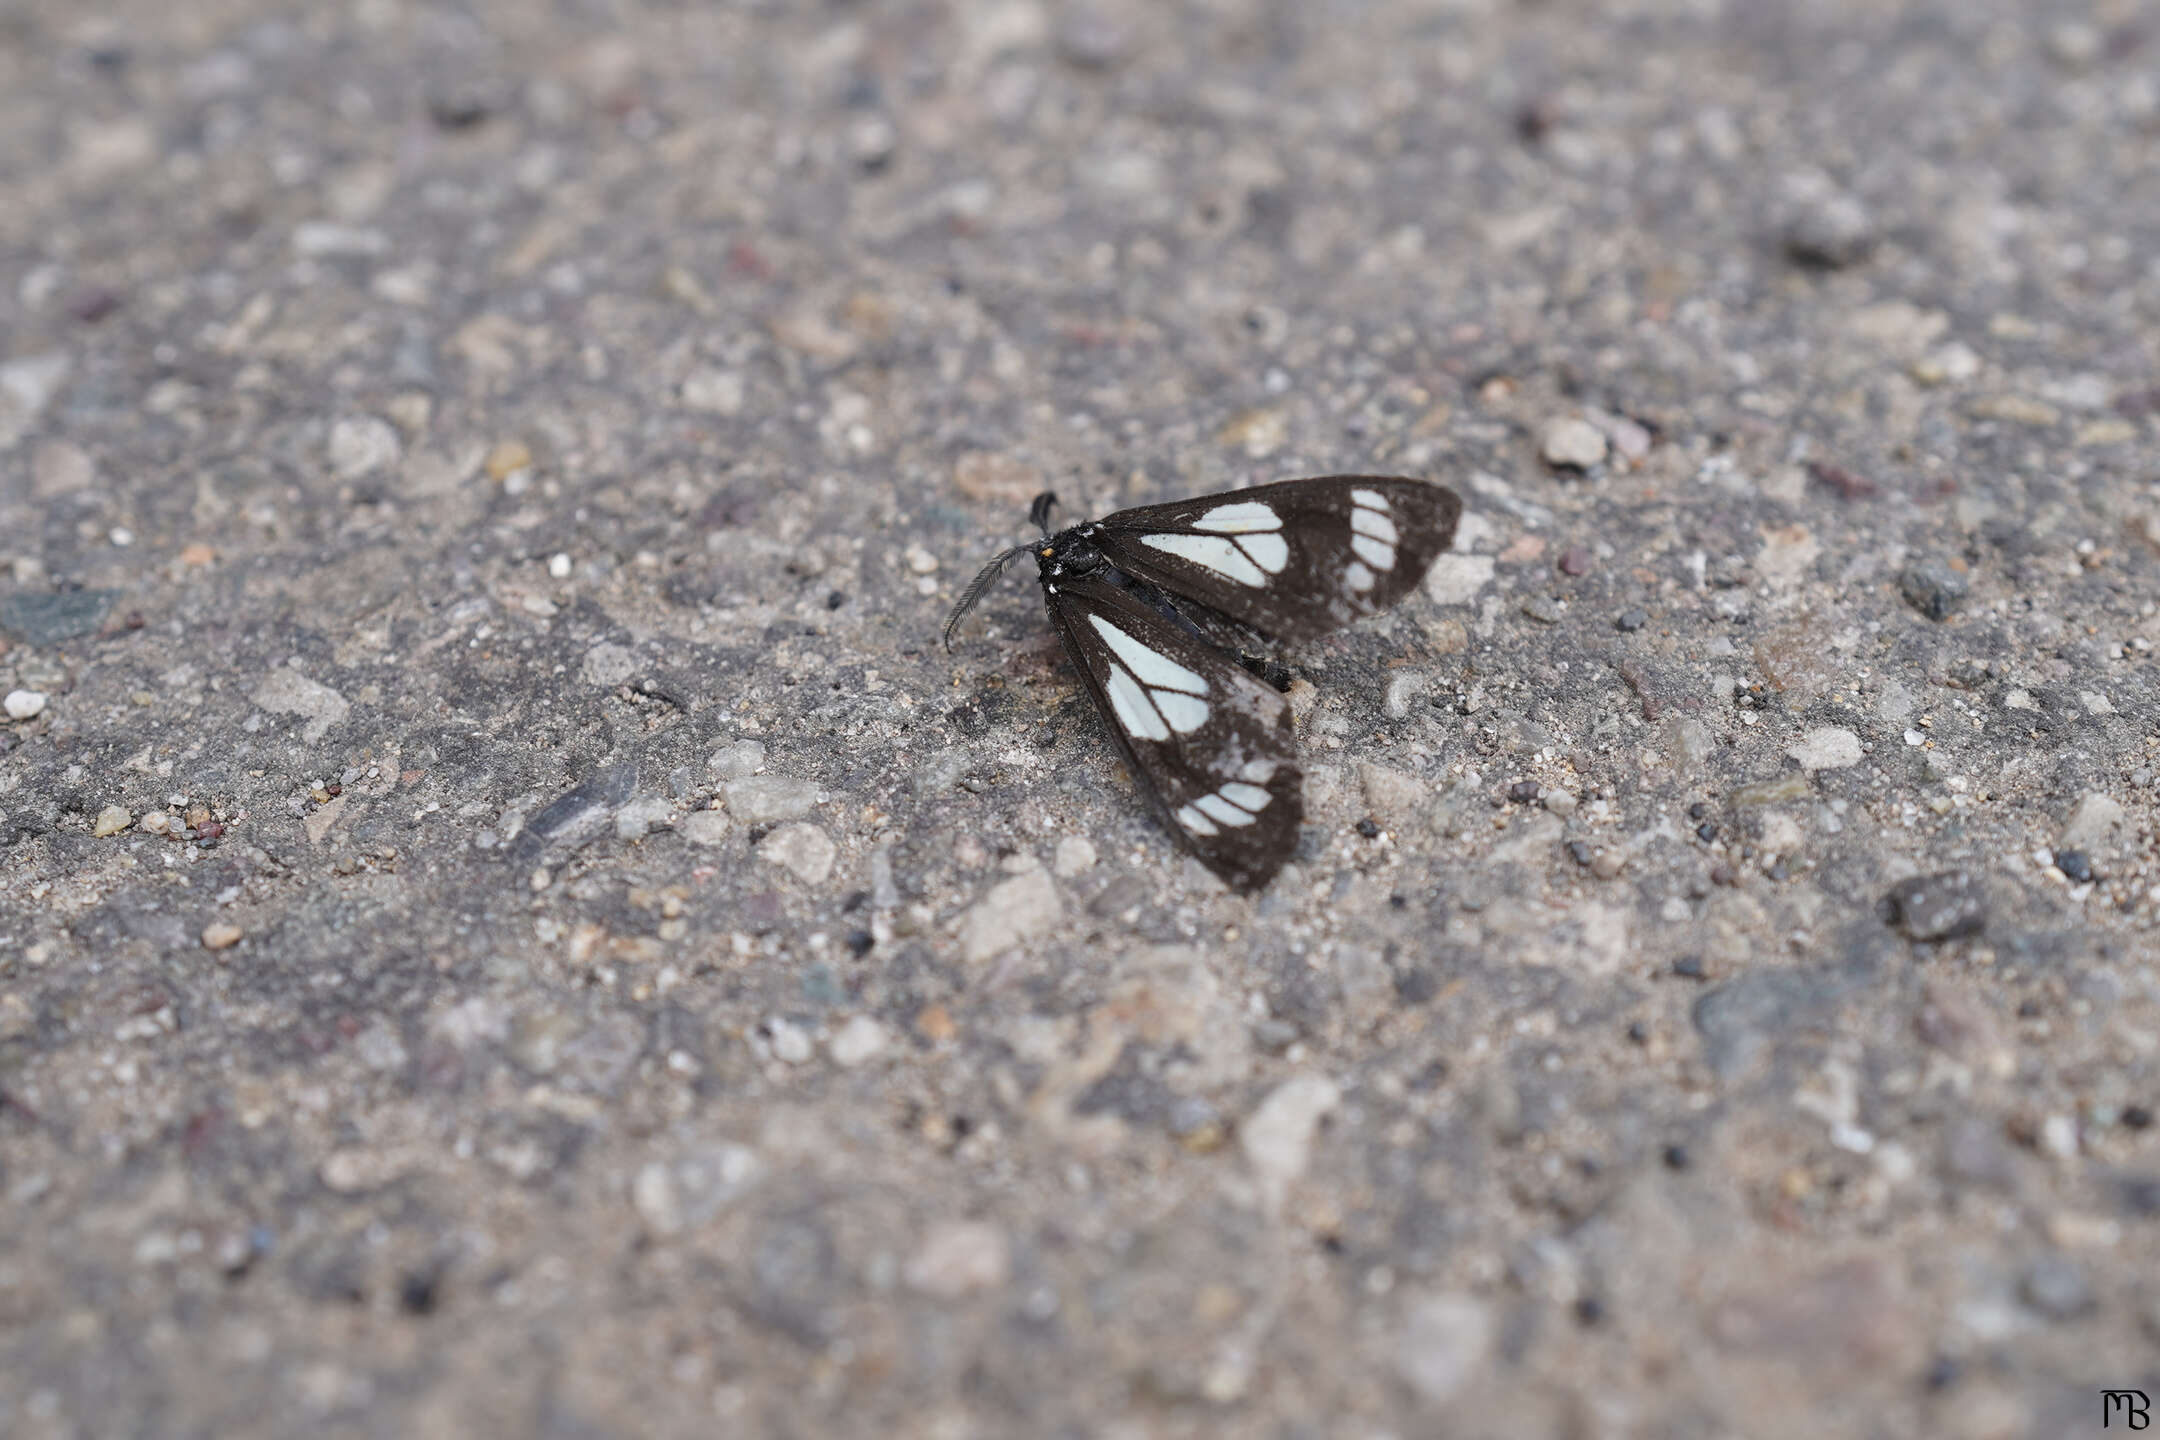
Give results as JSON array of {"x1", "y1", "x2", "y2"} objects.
[{"x1": 4, "y1": 1, "x2": 2159, "y2": 1436}]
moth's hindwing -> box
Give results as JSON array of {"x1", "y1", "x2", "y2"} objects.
[
  {"x1": 1092, "y1": 476, "x2": 1461, "y2": 642},
  {"x1": 1046, "y1": 574, "x2": 1302, "y2": 892}
]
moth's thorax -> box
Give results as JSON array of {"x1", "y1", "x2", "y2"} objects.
[{"x1": 1035, "y1": 522, "x2": 1107, "y2": 584}]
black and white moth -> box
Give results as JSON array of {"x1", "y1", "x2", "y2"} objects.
[{"x1": 944, "y1": 476, "x2": 1463, "y2": 892}]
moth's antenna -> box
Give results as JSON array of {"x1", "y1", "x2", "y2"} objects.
[
  {"x1": 942, "y1": 542, "x2": 1029, "y2": 651},
  {"x1": 1028, "y1": 491, "x2": 1060, "y2": 535}
]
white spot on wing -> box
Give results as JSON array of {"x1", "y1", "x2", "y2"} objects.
[
  {"x1": 1351, "y1": 488, "x2": 1390, "y2": 511},
  {"x1": 1240, "y1": 759, "x2": 1280, "y2": 784},
  {"x1": 1237, "y1": 533, "x2": 1289, "y2": 573},
  {"x1": 1089, "y1": 613, "x2": 1213, "y2": 735},
  {"x1": 1176, "y1": 804, "x2": 1219, "y2": 836},
  {"x1": 1218, "y1": 781, "x2": 1271, "y2": 812},
  {"x1": 1345, "y1": 560, "x2": 1375, "y2": 592},
  {"x1": 1194, "y1": 793, "x2": 1257, "y2": 827},
  {"x1": 1088, "y1": 615, "x2": 1208, "y2": 694},
  {"x1": 1192, "y1": 502, "x2": 1282, "y2": 534},
  {"x1": 1103, "y1": 663, "x2": 1169, "y2": 742},
  {"x1": 1351, "y1": 534, "x2": 1396, "y2": 570},
  {"x1": 1154, "y1": 692, "x2": 1210, "y2": 733},
  {"x1": 1350, "y1": 508, "x2": 1398, "y2": 545},
  {"x1": 1140, "y1": 533, "x2": 1267, "y2": 587}
]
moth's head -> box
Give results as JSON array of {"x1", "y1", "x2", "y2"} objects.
[{"x1": 1034, "y1": 526, "x2": 1102, "y2": 582}]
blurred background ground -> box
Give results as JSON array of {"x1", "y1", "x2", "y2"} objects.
[{"x1": 2, "y1": 1, "x2": 2158, "y2": 1435}]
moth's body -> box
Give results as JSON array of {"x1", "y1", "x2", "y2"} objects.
[{"x1": 948, "y1": 476, "x2": 1462, "y2": 892}]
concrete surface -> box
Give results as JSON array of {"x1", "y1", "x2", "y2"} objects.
[{"x1": 2, "y1": 1, "x2": 2158, "y2": 1436}]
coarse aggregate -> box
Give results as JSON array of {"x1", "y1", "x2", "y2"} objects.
[{"x1": 3, "y1": 2, "x2": 2159, "y2": 1437}]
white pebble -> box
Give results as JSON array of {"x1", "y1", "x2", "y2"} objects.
[
  {"x1": 709, "y1": 739, "x2": 766, "y2": 779},
  {"x1": 1540, "y1": 416, "x2": 1608, "y2": 469},
  {"x1": 327, "y1": 414, "x2": 402, "y2": 480},
  {"x1": 905, "y1": 1221, "x2": 1010, "y2": 1298},
  {"x1": 548, "y1": 552, "x2": 572, "y2": 579},
  {"x1": 1393, "y1": 1293, "x2": 1493, "y2": 1408},
  {"x1": 766, "y1": 1018, "x2": 813, "y2": 1064},
  {"x1": 1786, "y1": 726, "x2": 1863, "y2": 772},
  {"x1": 757, "y1": 822, "x2": 836, "y2": 885},
  {"x1": 1241, "y1": 1073, "x2": 1340, "y2": 1212},
  {"x1": 4, "y1": 690, "x2": 47, "y2": 720},
  {"x1": 1054, "y1": 835, "x2": 1098, "y2": 878},
  {"x1": 959, "y1": 868, "x2": 1061, "y2": 963},
  {"x1": 678, "y1": 809, "x2": 731, "y2": 848},
  {"x1": 828, "y1": 1015, "x2": 889, "y2": 1068}
]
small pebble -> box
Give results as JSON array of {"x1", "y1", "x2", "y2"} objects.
[
  {"x1": 828, "y1": 1015, "x2": 888, "y2": 1068},
  {"x1": 1557, "y1": 546, "x2": 1592, "y2": 576},
  {"x1": 1392, "y1": 1292, "x2": 1492, "y2": 1408},
  {"x1": 1542, "y1": 788, "x2": 1578, "y2": 818},
  {"x1": 1787, "y1": 726, "x2": 1863, "y2": 772},
  {"x1": 2046, "y1": 20, "x2": 2103, "y2": 69},
  {"x1": 548, "y1": 553, "x2": 572, "y2": 579},
  {"x1": 678, "y1": 810, "x2": 732, "y2": 848},
  {"x1": 4, "y1": 690, "x2": 47, "y2": 721},
  {"x1": 1899, "y1": 561, "x2": 1970, "y2": 621},
  {"x1": 1730, "y1": 774, "x2": 1810, "y2": 808},
  {"x1": 1884, "y1": 870, "x2": 1987, "y2": 941},
  {"x1": 2019, "y1": 1256, "x2": 2095, "y2": 1320},
  {"x1": 201, "y1": 921, "x2": 243, "y2": 951},
  {"x1": 757, "y1": 823, "x2": 836, "y2": 885},
  {"x1": 1784, "y1": 191, "x2": 1876, "y2": 269},
  {"x1": 1567, "y1": 840, "x2": 1594, "y2": 866},
  {"x1": 765, "y1": 1018, "x2": 813, "y2": 1064},
  {"x1": 1613, "y1": 609, "x2": 1648, "y2": 633},
  {"x1": 484, "y1": 439, "x2": 533, "y2": 482},
  {"x1": 1521, "y1": 595, "x2": 1565, "y2": 624},
  {"x1": 1590, "y1": 850, "x2": 1625, "y2": 879},
  {"x1": 1054, "y1": 835, "x2": 1098, "y2": 878},
  {"x1": 723, "y1": 775, "x2": 819, "y2": 825},
  {"x1": 1911, "y1": 343, "x2": 1981, "y2": 387},
  {"x1": 1507, "y1": 780, "x2": 1540, "y2": 805},
  {"x1": 905, "y1": 1221, "x2": 1010, "y2": 1299},
  {"x1": 1540, "y1": 416, "x2": 1608, "y2": 469},
  {"x1": 960, "y1": 869, "x2": 1061, "y2": 963},
  {"x1": 2054, "y1": 849, "x2": 2093, "y2": 884},
  {"x1": 2058, "y1": 791, "x2": 2126, "y2": 852},
  {"x1": 93, "y1": 805, "x2": 132, "y2": 836},
  {"x1": 1242, "y1": 1074, "x2": 1341, "y2": 1208},
  {"x1": 709, "y1": 743, "x2": 769, "y2": 786},
  {"x1": 613, "y1": 796, "x2": 675, "y2": 842},
  {"x1": 327, "y1": 414, "x2": 402, "y2": 480}
]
